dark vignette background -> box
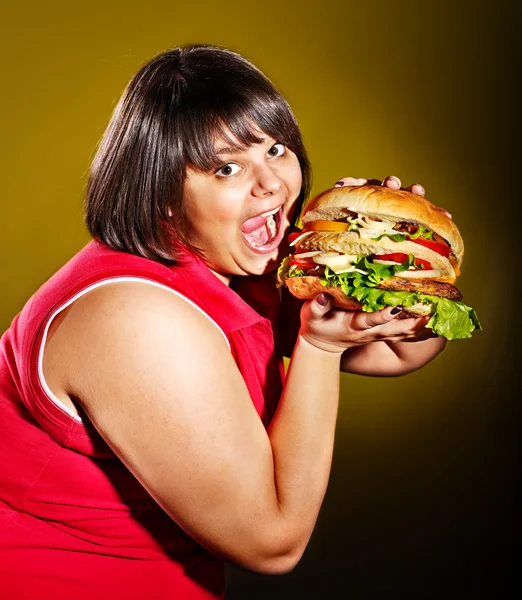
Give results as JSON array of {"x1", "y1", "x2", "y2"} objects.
[{"x1": 1, "y1": 1, "x2": 520, "y2": 598}]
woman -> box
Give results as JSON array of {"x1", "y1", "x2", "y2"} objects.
[{"x1": 0, "y1": 45, "x2": 445, "y2": 599}]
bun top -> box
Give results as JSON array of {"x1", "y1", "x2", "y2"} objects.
[{"x1": 302, "y1": 185, "x2": 464, "y2": 264}]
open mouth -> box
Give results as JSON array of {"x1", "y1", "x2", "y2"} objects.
[{"x1": 240, "y1": 206, "x2": 285, "y2": 254}]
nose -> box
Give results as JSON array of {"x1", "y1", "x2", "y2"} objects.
[{"x1": 251, "y1": 163, "x2": 282, "y2": 198}]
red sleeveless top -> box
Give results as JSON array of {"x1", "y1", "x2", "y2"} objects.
[{"x1": 0, "y1": 240, "x2": 284, "y2": 600}]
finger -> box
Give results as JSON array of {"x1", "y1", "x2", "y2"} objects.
[
  {"x1": 382, "y1": 175, "x2": 402, "y2": 189},
  {"x1": 404, "y1": 183, "x2": 425, "y2": 196},
  {"x1": 334, "y1": 177, "x2": 368, "y2": 188},
  {"x1": 306, "y1": 293, "x2": 333, "y2": 321},
  {"x1": 351, "y1": 306, "x2": 401, "y2": 331},
  {"x1": 359, "y1": 313, "x2": 431, "y2": 340},
  {"x1": 382, "y1": 314, "x2": 435, "y2": 334}
]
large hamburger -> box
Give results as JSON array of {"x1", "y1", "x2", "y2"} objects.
[{"x1": 277, "y1": 185, "x2": 480, "y2": 340}]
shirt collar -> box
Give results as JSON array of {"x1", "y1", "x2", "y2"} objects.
[{"x1": 173, "y1": 250, "x2": 270, "y2": 332}]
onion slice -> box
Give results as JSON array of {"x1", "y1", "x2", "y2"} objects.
[
  {"x1": 293, "y1": 251, "x2": 322, "y2": 258},
  {"x1": 289, "y1": 231, "x2": 314, "y2": 246},
  {"x1": 399, "y1": 269, "x2": 444, "y2": 278},
  {"x1": 373, "y1": 259, "x2": 402, "y2": 266},
  {"x1": 313, "y1": 253, "x2": 358, "y2": 266}
]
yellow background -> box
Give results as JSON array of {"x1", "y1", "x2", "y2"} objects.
[{"x1": 1, "y1": 1, "x2": 519, "y2": 597}]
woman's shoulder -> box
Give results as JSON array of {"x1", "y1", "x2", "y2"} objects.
[
  {"x1": 50, "y1": 277, "x2": 231, "y2": 366},
  {"x1": 43, "y1": 278, "x2": 232, "y2": 411},
  {"x1": 62, "y1": 277, "x2": 228, "y2": 341}
]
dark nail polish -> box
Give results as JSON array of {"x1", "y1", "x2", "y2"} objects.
[
  {"x1": 391, "y1": 307, "x2": 402, "y2": 315},
  {"x1": 334, "y1": 181, "x2": 344, "y2": 187},
  {"x1": 317, "y1": 293, "x2": 328, "y2": 306}
]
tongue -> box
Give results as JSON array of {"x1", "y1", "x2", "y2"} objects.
[
  {"x1": 244, "y1": 222, "x2": 270, "y2": 246},
  {"x1": 241, "y1": 215, "x2": 268, "y2": 234}
]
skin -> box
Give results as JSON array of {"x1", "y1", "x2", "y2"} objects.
[
  {"x1": 42, "y1": 134, "x2": 445, "y2": 574},
  {"x1": 183, "y1": 131, "x2": 302, "y2": 283}
]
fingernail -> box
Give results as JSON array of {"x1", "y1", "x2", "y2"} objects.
[
  {"x1": 317, "y1": 293, "x2": 328, "y2": 306},
  {"x1": 391, "y1": 307, "x2": 402, "y2": 315},
  {"x1": 334, "y1": 181, "x2": 345, "y2": 187}
]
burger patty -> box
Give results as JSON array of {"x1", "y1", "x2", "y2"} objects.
[
  {"x1": 377, "y1": 277, "x2": 463, "y2": 300},
  {"x1": 296, "y1": 264, "x2": 463, "y2": 301}
]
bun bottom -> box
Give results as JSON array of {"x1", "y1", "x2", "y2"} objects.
[
  {"x1": 285, "y1": 277, "x2": 362, "y2": 310},
  {"x1": 285, "y1": 276, "x2": 432, "y2": 318}
]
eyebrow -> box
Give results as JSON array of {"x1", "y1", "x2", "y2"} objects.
[{"x1": 215, "y1": 145, "x2": 245, "y2": 156}]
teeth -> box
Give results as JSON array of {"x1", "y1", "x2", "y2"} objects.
[
  {"x1": 259, "y1": 206, "x2": 280, "y2": 219},
  {"x1": 266, "y1": 214, "x2": 277, "y2": 238}
]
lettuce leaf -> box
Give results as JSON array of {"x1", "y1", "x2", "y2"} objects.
[
  {"x1": 276, "y1": 255, "x2": 292, "y2": 287},
  {"x1": 372, "y1": 232, "x2": 407, "y2": 242},
  {"x1": 407, "y1": 225, "x2": 435, "y2": 240},
  {"x1": 278, "y1": 254, "x2": 481, "y2": 340},
  {"x1": 426, "y1": 298, "x2": 481, "y2": 340}
]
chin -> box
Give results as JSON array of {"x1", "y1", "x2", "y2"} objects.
[{"x1": 249, "y1": 244, "x2": 288, "y2": 275}]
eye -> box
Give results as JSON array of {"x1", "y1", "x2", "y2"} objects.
[
  {"x1": 215, "y1": 163, "x2": 241, "y2": 177},
  {"x1": 267, "y1": 143, "x2": 285, "y2": 157}
]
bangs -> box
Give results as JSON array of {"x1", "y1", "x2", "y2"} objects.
[
  {"x1": 181, "y1": 93, "x2": 302, "y2": 172},
  {"x1": 86, "y1": 44, "x2": 311, "y2": 263}
]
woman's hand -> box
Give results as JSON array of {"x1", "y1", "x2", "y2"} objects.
[
  {"x1": 332, "y1": 175, "x2": 453, "y2": 219},
  {"x1": 299, "y1": 294, "x2": 445, "y2": 376},
  {"x1": 334, "y1": 175, "x2": 425, "y2": 197},
  {"x1": 299, "y1": 293, "x2": 435, "y2": 355}
]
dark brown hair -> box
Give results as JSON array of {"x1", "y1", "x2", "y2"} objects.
[{"x1": 85, "y1": 44, "x2": 311, "y2": 262}]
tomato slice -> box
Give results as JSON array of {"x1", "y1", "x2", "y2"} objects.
[
  {"x1": 377, "y1": 253, "x2": 432, "y2": 270},
  {"x1": 408, "y1": 237, "x2": 451, "y2": 257},
  {"x1": 376, "y1": 252, "x2": 408, "y2": 263},
  {"x1": 287, "y1": 231, "x2": 303, "y2": 244},
  {"x1": 302, "y1": 220, "x2": 350, "y2": 232},
  {"x1": 289, "y1": 257, "x2": 316, "y2": 269}
]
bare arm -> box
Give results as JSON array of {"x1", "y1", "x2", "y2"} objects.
[
  {"x1": 340, "y1": 329, "x2": 447, "y2": 376},
  {"x1": 44, "y1": 282, "x2": 438, "y2": 575},
  {"x1": 44, "y1": 282, "x2": 342, "y2": 574}
]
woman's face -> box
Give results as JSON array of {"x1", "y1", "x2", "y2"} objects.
[{"x1": 182, "y1": 129, "x2": 303, "y2": 284}]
